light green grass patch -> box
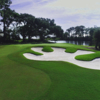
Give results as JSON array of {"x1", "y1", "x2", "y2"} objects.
[
  {"x1": 42, "y1": 46, "x2": 54, "y2": 52},
  {"x1": 24, "y1": 47, "x2": 43, "y2": 55},
  {"x1": 75, "y1": 51, "x2": 100, "y2": 61},
  {"x1": 65, "y1": 47, "x2": 77, "y2": 53}
]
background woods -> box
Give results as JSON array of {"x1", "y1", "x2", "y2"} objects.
[{"x1": 0, "y1": 0, "x2": 100, "y2": 49}]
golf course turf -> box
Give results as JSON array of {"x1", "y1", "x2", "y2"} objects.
[
  {"x1": 1, "y1": 43, "x2": 100, "y2": 100},
  {"x1": 75, "y1": 51, "x2": 100, "y2": 61},
  {"x1": 65, "y1": 47, "x2": 77, "y2": 53},
  {"x1": 42, "y1": 46, "x2": 54, "y2": 52}
]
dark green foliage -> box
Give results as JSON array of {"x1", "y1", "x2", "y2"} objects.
[
  {"x1": 75, "y1": 25, "x2": 85, "y2": 37},
  {"x1": 0, "y1": 0, "x2": 64, "y2": 44},
  {"x1": 42, "y1": 46, "x2": 54, "y2": 52},
  {"x1": 66, "y1": 25, "x2": 85, "y2": 37},
  {"x1": 50, "y1": 25, "x2": 64, "y2": 39},
  {"x1": 63, "y1": 32, "x2": 70, "y2": 40},
  {"x1": 0, "y1": 0, "x2": 12, "y2": 41},
  {"x1": 93, "y1": 29, "x2": 100, "y2": 50}
]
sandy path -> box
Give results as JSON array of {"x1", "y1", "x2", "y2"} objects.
[{"x1": 23, "y1": 47, "x2": 100, "y2": 70}]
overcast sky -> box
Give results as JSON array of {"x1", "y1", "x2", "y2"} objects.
[{"x1": 11, "y1": 0, "x2": 100, "y2": 31}]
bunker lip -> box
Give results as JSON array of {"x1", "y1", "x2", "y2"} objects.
[{"x1": 23, "y1": 47, "x2": 100, "y2": 70}]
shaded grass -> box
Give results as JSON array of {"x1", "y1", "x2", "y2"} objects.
[
  {"x1": 42, "y1": 46, "x2": 54, "y2": 52},
  {"x1": 65, "y1": 47, "x2": 77, "y2": 53},
  {"x1": 75, "y1": 51, "x2": 100, "y2": 61},
  {"x1": 23, "y1": 47, "x2": 43, "y2": 55},
  {"x1": 0, "y1": 45, "x2": 50, "y2": 100}
]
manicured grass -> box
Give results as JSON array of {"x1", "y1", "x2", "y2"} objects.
[
  {"x1": 24, "y1": 47, "x2": 43, "y2": 55},
  {"x1": 75, "y1": 51, "x2": 100, "y2": 61},
  {"x1": 42, "y1": 46, "x2": 54, "y2": 52},
  {"x1": 1, "y1": 43, "x2": 100, "y2": 100},
  {"x1": 65, "y1": 47, "x2": 77, "y2": 53},
  {"x1": 0, "y1": 45, "x2": 50, "y2": 100}
]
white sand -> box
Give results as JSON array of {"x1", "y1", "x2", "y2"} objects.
[{"x1": 23, "y1": 47, "x2": 100, "y2": 70}]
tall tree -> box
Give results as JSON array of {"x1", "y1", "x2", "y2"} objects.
[
  {"x1": 18, "y1": 13, "x2": 35, "y2": 42},
  {"x1": 54, "y1": 25, "x2": 64, "y2": 39},
  {"x1": 93, "y1": 29, "x2": 100, "y2": 50},
  {"x1": 66, "y1": 28, "x2": 71, "y2": 37},
  {"x1": 25, "y1": 14, "x2": 35, "y2": 41},
  {"x1": 64, "y1": 32, "x2": 70, "y2": 40},
  {"x1": 89, "y1": 28, "x2": 95, "y2": 40},
  {"x1": 35, "y1": 18, "x2": 51, "y2": 41},
  {"x1": 79, "y1": 25, "x2": 85, "y2": 37},
  {"x1": 0, "y1": 0, "x2": 12, "y2": 41},
  {"x1": 75, "y1": 25, "x2": 85, "y2": 37}
]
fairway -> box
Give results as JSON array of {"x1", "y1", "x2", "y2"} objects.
[{"x1": 1, "y1": 43, "x2": 100, "y2": 100}]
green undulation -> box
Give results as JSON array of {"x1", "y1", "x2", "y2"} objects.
[
  {"x1": 42, "y1": 46, "x2": 54, "y2": 52},
  {"x1": 1, "y1": 43, "x2": 100, "y2": 100},
  {"x1": 24, "y1": 47, "x2": 43, "y2": 55},
  {"x1": 75, "y1": 51, "x2": 100, "y2": 61},
  {"x1": 65, "y1": 47, "x2": 77, "y2": 53}
]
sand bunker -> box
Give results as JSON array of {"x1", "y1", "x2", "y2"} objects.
[{"x1": 23, "y1": 47, "x2": 100, "y2": 70}]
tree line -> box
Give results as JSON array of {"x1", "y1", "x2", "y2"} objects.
[
  {"x1": 0, "y1": 0, "x2": 64, "y2": 43},
  {"x1": 64, "y1": 26, "x2": 100, "y2": 49},
  {"x1": 0, "y1": 0, "x2": 100, "y2": 50}
]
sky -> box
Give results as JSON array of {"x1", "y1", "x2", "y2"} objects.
[{"x1": 10, "y1": 0, "x2": 100, "y2": 31}]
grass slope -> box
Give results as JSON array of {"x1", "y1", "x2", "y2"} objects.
[
  {"x1": 24, "y1": 47, "x2": 43, "y2": 55},
  {"x1": 75, "y1": 51, "x2": 100, "y2": 61},
  {"x1": 65, "y1": 47, "x2": 77, "y2": 53},
  {"x1": 42, "y1": 46, "x2": 54, "y2": 52},
  {"x1": 0, "y1": 43, "x2": 100, "y2": 100},
  {"x1": 0, "y1": 45, "x2": 50, "y2": 100}
]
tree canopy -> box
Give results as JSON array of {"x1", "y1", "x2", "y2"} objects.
[
  {"x1": 0, "y1": 0, "x2": 100, "y2": 50},
  {"x1": 0, "y1": 0, "x2": 64, "y2": 43}
]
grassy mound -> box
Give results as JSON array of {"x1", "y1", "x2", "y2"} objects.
[
  {"x1": 42, "y1": 46, "x2": 54, "y2": 52},
  {"x1": 75, "y1": 51, "x2": 100, "y2": 61},
  {"x1": 24, "y1": 47, "x2": 43, "y2": 55},
  {"x1": 65, "y1": 47, "x2": 77, "y2": 53}
]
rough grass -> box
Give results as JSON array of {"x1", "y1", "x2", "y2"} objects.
[
  {"x1": 65, "y1": 47, "x2": 77, "y2": 53},
  {"x1": 1, "y1": 43, "x2": 100, "y2": 100},
  {"x1": 42, "y1": 46, "x2": 54, "y2": 52}
]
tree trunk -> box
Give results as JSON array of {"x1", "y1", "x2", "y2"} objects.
[
  {"x1": 23, "y1": 35, "x2": 26, "y2": 42},
  {"x1": 28, "y1": 35, "x2": 31, "y2": 42},
  {"x1": 95, "y1": 41, "x2": 98, "y2": 50},
  {"x1": 3, "y1": 8, "x2": 6, "y2": 42},
  {"x1": 3, "y1": 22, "x2": 6, "y2": 42},
  {"x1": 99, "y1": 44, "x2": 100, "y2": 50},
  {"x1": 40, "y1": 32, "x2": 44, "y2": 42}
]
